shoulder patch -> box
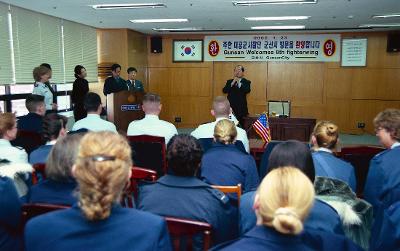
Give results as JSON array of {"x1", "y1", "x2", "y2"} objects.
[{"x1": 209, "y1": 188, "x2": 229, "y2": 204}]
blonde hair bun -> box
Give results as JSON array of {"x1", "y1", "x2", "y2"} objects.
[{"x1": 272, "y1": 207, "x2": 303, "y2": 235}]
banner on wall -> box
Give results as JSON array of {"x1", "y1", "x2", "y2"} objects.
[{"x1": 204, "y1": 34, "x2": 341, "y2": 62}]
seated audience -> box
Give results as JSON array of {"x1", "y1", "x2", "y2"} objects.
[
  {"x1": 191, "y1": 96, "x2": 249, "y2": 153},
  {"x1": 138, "y1": 134, "x2": 238, "y2": 246},
  {"x1": 26, "y1": 134, "x2": 83, "y2": 205},
  {"x1": 127, "y1": 93, "x2": 177, "y2": 144},
  {"x1": 200, "y1": 119, "x2": 259, "y2": 200},
  {"x1": 71, "y1": 92, "x2": 117, "y2": 133},
  {"x1": 29, "y1": 113, "x2": 68, "y2": 165},
  {"x1": 311, "y1": 121, "x2": 356, "y2": 191},
  {"x1": 17, "y1": 94, "x2": 46, "y2": 133},
  {"x1": 24, "y1": 132, "x2": 171, "y2": 251},
  {"x1": 239, "y1": 140, "x2": 343, "y2": 236},
  {"x1": 213, "y1": 167, "x2": 361, "y2": 251},
  {"x1": 364, "y1": 108, "x2": 400, "y2": 213},
  {"x1": 0, "y1": 176, "x2": 22, "y2": 251},
  {"x1": 0, "y1": 113, "x2": 28, "y2": 163}
]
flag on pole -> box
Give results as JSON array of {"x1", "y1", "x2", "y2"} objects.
[{"x1": 252, "y1": 113, "x2": 271, "y2": 143}]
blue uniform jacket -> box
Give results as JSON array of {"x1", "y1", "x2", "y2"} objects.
[
  {"x1": 364, "y1": 145, "x2": 400, "y2": 213},
  {"x1": 239, "y1": 191, "x2": 344, "y2": 236},
  {"x1": 24, "y1": 204, "x2": 171, "y2": 251},
  {"x1": 137, "y1": 175, "x2": 238, "y2": 245},
  {"x1": 0, "y1": 177, "x2": 22, "y2": 251},
  {"x1": 29, "y1": 145, "x2": 53, "y2": 165},
  {"x1": 370, "y1": 201, "x2": 400, "y2": 251},
  {"x1": 211, "y1": 225, "x2": 361, "y2": 251},
  {"x1": 17, "y1": 113, "x2": 43, "y2": 134},
  {"x1": 26, "y1": 179, "x2": 77, "y2": 206},
  {"x1": 312, "y1": 151, "x2": 357, "y2": 191},
  {"x1": 200, "y1": 143, "x2": 259, "y2": 199}
]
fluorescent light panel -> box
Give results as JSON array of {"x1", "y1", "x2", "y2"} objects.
[
  {"x1": 152, "y1": 27, "x2": 202, "y2": 31},
  {"x1": 359, "y1": 23, "x2": 400, "y2": 28},
  {"x1": 245, "y1": 16, "x2": 310, "y2": 21},
  {"x1": 91, "y1": 3, "x2": 166, "y2": 10},
  {"x1": 130, "y1": 19, "x2": 189, "y2": 23},
  {"x1": 251, "y1": 25, "x2": 305, "y2": 29},
  {"x1": 233, "y1": 0, "x2": 317, "y2": 6},
  {"x1": 372, "y1": 13, "x2": 400, "y2": 18}
]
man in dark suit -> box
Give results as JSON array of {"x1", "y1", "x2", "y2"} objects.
[
  {"x1": 127, "y1": 67, "x2": 144, "y2": 92},
  {"x1": 17, "y1": 94, "x2": 46, "y2": 133},
  {"x1": 103, "y1": 63, "x2": 127, "y2": 95},
  {"x1": 222, "y1": 65, "x2": 251, "y2": 127}
]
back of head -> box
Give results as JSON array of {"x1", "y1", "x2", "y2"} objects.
[
  {"x1": 212, "y1": 96, "x2": 230, "y2": 118},
  {"x1": 374, "y1": 108, "x2": 400, "y2": 141},
  {"x1": 0, "y1": 113, "x2": 15, "y2": 138},
  {"x1": 46, "y1": 134, "x2": 84, "y2": 182},
  {"x1": 257, "y1": 167, "x2": 315, "y2": 235},
  {"x1": 40, "y1": 63, "x2": 52, "y2": 70},
  {"x1": 167, "y1": 134, "x2": 203, "y2": 177},
  {"x1": 142, "y1": 93, "x2": 161, "y2": 115},
  {"x1": 42, "y1": 113, "x2": 68, "y2": 142},
  {"x1": 268, "y1": 140, "x2": 315, "y2": 182},
  {"x1": 312, "y1": 121, "x2": 339, "y2": 149},
  {"x1": 74, "y1": 131, "x2": 132, "y2": 221},
  {"x1": 84, "y1": 92, "x2": 101, "y2": 113},
  {"x1": 214, "y1": 119, "x2": 237, "y2": 144},
  {"x1": 32, "y1": 66, "x2": 51, "y2": 82},
  {"x1": 25, "y1": 94, "x2": 45, "y2": 114}
]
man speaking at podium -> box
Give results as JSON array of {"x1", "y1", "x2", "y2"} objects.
[
  {"x1": 103, "y1": 63, "x2": 127, "y2": 95},
  {"x1": 222, "y1": 65, "x2": 251, "y2": 127}
]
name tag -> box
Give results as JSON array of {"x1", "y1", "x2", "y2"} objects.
[{"x1": 121, "y1": 104, "x2": 141, "y2": 111}]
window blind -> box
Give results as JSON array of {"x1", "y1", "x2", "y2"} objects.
[{"x1": 0, "y1": 3, "x2": 13, "y2": 84}]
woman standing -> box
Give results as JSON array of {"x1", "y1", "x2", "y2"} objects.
[
  {"x1": 71, "y1": 65, "x2": 89, "y2": 122},
  {"x1": 32, "y1": 66, "x2": 57, "y2": 113}
]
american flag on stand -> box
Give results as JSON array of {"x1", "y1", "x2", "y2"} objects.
[{"x1": 252, "y1": 113, "x2": 271, "y2": 143}]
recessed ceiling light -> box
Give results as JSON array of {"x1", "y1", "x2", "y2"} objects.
[
  {"x1": 372, "y1": 13, "x2": 400, "y2": 18},
  {"x1": 359, "y1": 23, "x2": 400, "y2": 28},
  {"x1": 152, "y1": 27, "x2": 202, "y2": 31},
  {"x1": 233, "y1": 0, "x2": 317, "y2": 6},
  {"x1": 251, "y1": 25, "x2": 305, "y2": 29},
  {"x1": 91, "y1": 3, "x2": 166, "y2": 10},
  {"x1": 244, "y1": 16, "x2": 310, "y2": 21},
  {"x1": 130, "y1": 19, "x2": 189, "y2": 23}
]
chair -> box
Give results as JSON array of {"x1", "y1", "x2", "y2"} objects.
[
  {"x1": 211, "y1": 184, "x2": 242, "y2": 206},
  {"x1": 122, "y1": 166, "x2": 158, "y2": 208},
  {"x1": 197, "y1": 138, "x2": 246, "y2": 154},
  {"x1": 11, "y1": 130, "x2": 44, "y2": 154},
  {"x1": 338, "y1": 145, "x2": 385, "y2": 197},
  {"x1": 32, "y1": 163, "x2": 46, "y2": 185},
  {"x1": 165, "y1": 216, "x2": 212, "y2": 251},
  {"x1": 21, "y1": 203, "x2": 70, "y2": 226},
  {"x1": 127, "y1": 135, "x2": 167, "y2": 176}
]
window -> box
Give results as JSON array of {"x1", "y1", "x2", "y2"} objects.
[
  {"x1": 57, "y1": 95, "x2": 71, "y2": 111},
  {"x1": 11, "y1": 99, "x2": 28, "y2": 116},
  {"x1": 0, "y1": 3, "x2": 13, "y2": 85},
  {"x1": 10, "y1": 84, "x2": 33, "y2": 94}
]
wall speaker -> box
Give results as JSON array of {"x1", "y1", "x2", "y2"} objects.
[
  {"x1": 387, "y1": 33, "x2": 400, "y2": 52},
  {"x1": 150, "y1": 36, "x2": 162, "y2": 53}
]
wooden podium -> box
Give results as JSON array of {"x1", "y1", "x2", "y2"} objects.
[{"x1": 106, "y1": 91, "x2": 145, "y2": 132}]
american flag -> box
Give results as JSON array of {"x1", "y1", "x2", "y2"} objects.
[{"x1": 252, "y1": 113, "x2": 271, "y2": 143}]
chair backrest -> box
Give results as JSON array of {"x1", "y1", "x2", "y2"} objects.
[
  {"x1": 338, "y1": 145, "x2": 385, "y2": 197},
  {"x1": 197, "y1": 138, "x2": 246, "y2": 153},
  {"x1": 123, "y1": 166, "x2": 158, "y2": 208},
  {"x1": 11, "y1": 130, "x2": 44, "y2": 154},
  {"x1": 165, "y1": 216, "x2": 212, "y2": 251},
  {"x1": 32, "y1": 163, "x2": 46, "y2": 185},
  {"x1": 211, "y1": 184, "x2": 242, "y2": 206},
  {"x1": 258, "y1": 141, "x2": 283, "y2": 179},
  {"x1": 21, "y1": 203, "x2": 70, "y2": 226},
  {"x1": 127, "y1": 135, "x2": 167, "y2": 176}
]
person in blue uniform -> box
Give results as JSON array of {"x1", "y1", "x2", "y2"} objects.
[
  {"x1": 311, "y1": 121, "x2": 356, "y2": 191},
  {"x1": 71, "y1": 65, "x2": 89, "y2": 122},
  {"x1": 0, "y1": 176, "x2": 22, "y2": 251},
  {"x1": 103, "y1": 63, "x2": 127, "y2": 95},
  {"x1": 239, "y1": 140, "x2": 343, "y2": 236},
  {"x1": 17, "y1": 94, "x2": 46, "y2": 134},
  {"x1": 212, "y1": 167, "x2": 361, "y2": 251},
  {"x1": 200, "y1": 119, "x2": 259, "y2": 201},
  {"x1": 126, "y1": 67, "x2": 144, "y2": 92},
  {"x1": 364, "y1": 109, "x2": 400, "y2": 214},
  {"x1": 138, "y1": 134, "x2": 238, "y2": 246},
  {"x1": 32, "y1": 65, "x2": 57, "y2": 113},
  {"x1": 24, "y1": 131, "x2": 171, "y2": 251},
  {"x1": 370, "y1": 201, "x2": 400, "y2": 251},
  {"x1": 26, "y1": 134, "x2": 83, "y2": 205}
]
